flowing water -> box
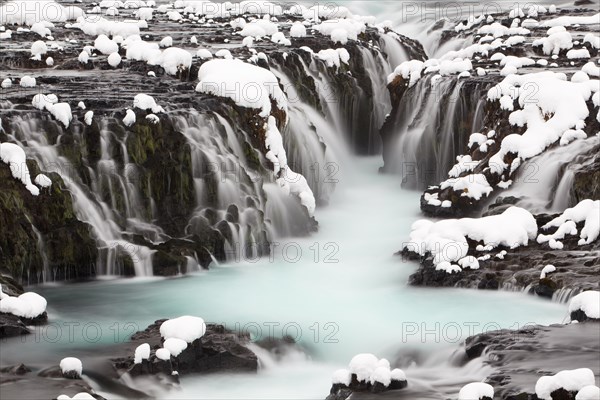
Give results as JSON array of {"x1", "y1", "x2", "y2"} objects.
[
  {"x1": 0, "y1": 1, "x2": 583, "y2": 398},
  {"x1": 3, "y1": 158, "x2": 568, "y2": 399}
]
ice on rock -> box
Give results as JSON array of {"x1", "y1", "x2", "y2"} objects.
[
  {"x1": 160, "y1": 316, "x2": 206, "y2": 343},
  {"x1": 1, "y1": 78, "x2": 11, "y2": 88},
  {"x1": 535, "y1": 368, "x2": 595, "y2": 400},
  {"x1": 568, "y1": 291, "x2": 600, "y2": 320},
  {"x1": 134, "y1": 343, "x2": 150, "y2": 364},
  {"x1": 60, "y1": 357, "x2": 83, "y2": 376},
  {"x1": 458, "y1": 382, "x2": 494, "y2": 400}
]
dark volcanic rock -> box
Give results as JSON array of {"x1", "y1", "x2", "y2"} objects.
[
  {"x1": 112, "y1": 320, "x2": 258, "y2": 377},
  {"x1": 0, "y1": 313, "x2": 30, "y2": 338},
  {"x1": 464, "y1": 322, "x2": 600, "y2": 399},
  {"x1": 406, "y1": 213, "x2": 600, "y2": 298}
]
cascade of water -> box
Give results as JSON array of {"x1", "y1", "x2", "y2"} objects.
[
  {"x1": 384, "y1": 75, "x2": 489, "y2": 189},
  {"x1": 501, "y1": 137, "x2": 599, "y2": 213}
]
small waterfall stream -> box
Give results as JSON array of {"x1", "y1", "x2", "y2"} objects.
[
  {"x1": 383, "y1": 75, "x2": 490, "y2": 189},
  {"x1": 501, "y1": 137, "x2": 599, "y2": 213}
]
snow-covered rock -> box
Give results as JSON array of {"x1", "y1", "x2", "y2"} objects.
[
  {"x1": 458, "y1": 382, "x2": 494, "y2": 400},
  {"x1": 59, "y1": 357, "x2": 83, "y2": 378},
  {"x1": 107, "y1": 52, "x2": 122, "y2": 67},
  {"x1": 134, "y1": 343, "x2": 150, "y2": 364},
  {"x1": 540, "y1": 264, "x2": 556, "y2": 279},
  {"x1": 0, "y1": 142, "x2": 40, "y2": 195},
  {"x1": 133, "y1": 94, "x2": 165, "y2": 113},
  {"x1": 535, "y1": 368, "x2": 595, "y2": 400},
  {"x1": 155, "y1": 348, "x2": 171, "y2": 360},
  {"x1": 576, "y1": 385, "x2": 600, "y2": 400},
  {"x1": 196, "y1": 59, "x2": 287, "y2": 117},
  {"x1": 404, "y1": 207, "x2": 537, "y2": 269},
  {"x1": 160, "y1": 316, "x2": 206, "y2": 343},
  {"x1": 568, "y1": 291, "x2": 600, "y2": 320},
  {"x1": 163, "y1": 337, "x2": 187, "y2": 357},
  {"x1": 34, "y1": 174, "x2": 52, "y2": 188}
]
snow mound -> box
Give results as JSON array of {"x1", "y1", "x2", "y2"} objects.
[
  {"x1": 487, "y1": 72, "x2": 594, "y2": 173},
  {"x1": 576, "y1": 385, "x2": 600, "y2": 400},
  {"x1": 568, "y1": 291, "x2": 600, "y2": 320},
  {"x1": 155, "y1": 348, "x2": 171, "y2": 360},
  {"x1": 152, "y1": 47, "x2": 192, "y2": 75},
  {"x1": 57, "y1": 393, "x2": 95, "y2": 400},
  {"x1": 540, "y1": 264, "x2": 556, "y2": 279},
  {"x1": 160, "y1": 316, "x2": 206, "y2": 343},
  {"x1": 459, "y1": 382, "x2": 494, "y2": 400},
  {"x1": 196, "y1": 59, "x2": 287, "y2": 117},
  {"x1": 0, "y1": 1, "x2": 83, "y2": 25},
  {"x1": 34, "y1": 174, "x2": 52, "y2": 188},
  {"x1": 542, "y1": 200, "x2": 600, "y2": 245},
  {"x1": 59, "y1": 357, "x2": 82, "y2": 376},
  {"x1": 332, "y1": 369, "x2": 351, "y2": 385},
  {"x1": 0, "y1": 142, "x2": 40, "y2": 195},
  {"x1": 316, "y1": 48, "x2": 350, "y2": 68},
  {"x1": 163, "y1": 337, "x2": 187, "y2": 357},
  {"x1": 0, "y1": 291, "x2": 47, "y2": 318},
  {"x1": 535, "y1": 368, "x2": 595, "y2": 400},
  {"x1": 404, "y1": 207, "x2": 537, "y2": 270},
  {"x1": 94, "y1": 34, "x2": 119, "y2": 55},
  {"x1": 133, "y1": 94, "x2": 164, "y2": 113},
  {"x1": 336, "y1": 354, "x2": 406, "y2": 389},
  {"x1": 388, "y1": 60, "x2": 424, "y2": 86},
  {"x1": 134, "y1": 343, "x2": 150, "y2": 364}
]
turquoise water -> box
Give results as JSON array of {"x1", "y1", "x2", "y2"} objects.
[{"x1": 3, "y1": 158, "x2": 568, "y2": 399}]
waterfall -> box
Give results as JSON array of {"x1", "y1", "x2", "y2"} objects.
[
  {"x1": 382, "y1": 75, "x2": 490, "y2": 189},
  {"x1": 500, "y1": 137, "x2": 599, "y2": 214}
]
